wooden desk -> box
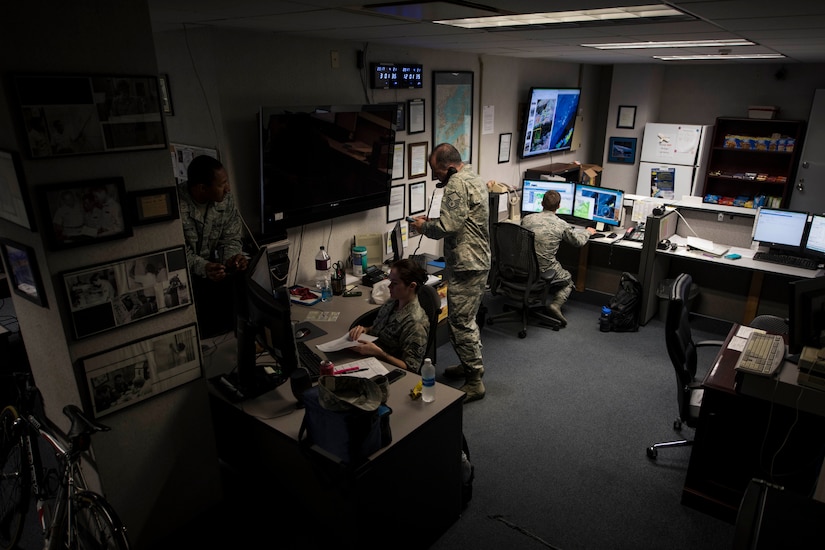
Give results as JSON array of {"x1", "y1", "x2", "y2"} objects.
[
  {"x1": 206, "y1": 286, "x2": 465, "y2": 547},
  {"x1": 682, "y1": 324, "x2": 825, "y2": 523}
]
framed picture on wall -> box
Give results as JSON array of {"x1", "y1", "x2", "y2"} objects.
[
  {"x1": 14, "y1": 74, "x2": 167, "y2": 159},
  {"x1": 392, "y1": 142, "x2": 405, "y2": 180},
  {"x1": 433, "y1": 71, "x2": 473, "y2": 163},
  {"x1": 127, "y1": 186, "x2": 179, "y2": 226},
  {"x1": 607, "y1": 137, "x2": 638, "y2": 164},
  {"x1": 409, "y1": 181, "x2": 426, "y2": 215},
  {"x1": 617, "y1": 105, "x2": 637, "y2": 129},
  {"x1": 407, "y1": 98, "x2": 425, "y2": 134},
  {"x1": 387, "y1": 184, "x2": 405, "y2": 222},
  {"x1": 37, "y1": 177, "x2": 133, "y2": 250},
  {"x1": 409, "y1": 142, "x2": 428, "y2": 179},
  {"x1": 61, "y1": 246, "x2": 191, "y2": 339},
  {"x1": 0, "y1": 149, "x2": 37, "y2": 230},
  {"x1": 0, "y1": 238, "x2": 48, "y2": 308},
  {"x1": 79, "y1": 323, "x2": 201, "y2": 418}
]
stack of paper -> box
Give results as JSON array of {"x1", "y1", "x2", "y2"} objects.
[{"x1": 686, "y1": 236, "x2": 729, "y2": 256}]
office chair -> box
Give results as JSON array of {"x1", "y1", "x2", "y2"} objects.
[
  {"x1": 485, "y1": 222, "x2": 566, "y2": 338},
  {"x1": 347, "y1": 283, "x2": 441, "y2": 366},
  {"x1": 646, "y1": 273, "x2": 724, "y2": 459},
  {"x1": 748, "y1": 314, "x2": 789, "y2": 335}
]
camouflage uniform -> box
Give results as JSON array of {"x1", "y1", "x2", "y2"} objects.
[
  {"x1": 521, "y1": 211, "x2": 590, "y2": 306},
  {"x1": 369, "y1": 297, "x2": 429, "y2": 374},
  {"x1": 421, "y1": 165, "x2": 490, "y2": 369},
  {"x1": 177, "y1": 182, "x2": 244, "y2": 277}
]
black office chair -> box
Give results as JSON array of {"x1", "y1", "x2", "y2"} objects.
[
  {"x1": 748, "y1": 314, "x2": 789, "y2": 335},
  {"x1": 646, "y1": 273, "x2": 724, "y2": 459},
  {"x1": 485, "y1": 222, "x2": 566, "y2": 338},
  {"x1": 347, "y1": 283, "x2": 441, "y2": 367}
]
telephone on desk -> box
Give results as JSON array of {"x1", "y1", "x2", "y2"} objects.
[
  {"x1": 624, "y1": 223, "x2": 645, "y2": 242},
  {"x1": 362, "y1": 265, "x2": 389, "y2": 287}
]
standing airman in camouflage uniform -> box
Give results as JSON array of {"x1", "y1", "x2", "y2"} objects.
[
  {"x1": 521, "y1": 190, "x2": 595, "y2": 326},
  {"x1": 409, "y1": 143, "x2": 490, "y2": 403}
]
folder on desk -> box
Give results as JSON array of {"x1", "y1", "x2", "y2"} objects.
[{"x1": 686, "y1": 236, "x2": 729, "y2": 257}]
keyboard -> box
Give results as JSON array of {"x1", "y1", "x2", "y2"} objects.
[
  {"x1": 734, "y1": 332, "x2": 786, "y2": 376},
  {"x1": 296, "y1": 341, "x2": 322, "y2": 380},
  {"x1": 753, "y1": 251, "x2": 819, "y2": 270}
]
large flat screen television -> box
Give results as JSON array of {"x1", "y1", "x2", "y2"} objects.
[
  {"x1": 259, "y1": 104, "x2": 397, "y2": 240},
  {"x1": 519, "y1": 87, "x2": 581, "y2": 159}
]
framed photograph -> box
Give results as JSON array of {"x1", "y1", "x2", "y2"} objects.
[
  {"x1": 498, "y1": 133, "x2": 512, "y2": 164},
  {"x1": 409, "y1": 142, "x2": 428, "y2": 179},
  {"x1": 0, "y1": 149, "x2": 36, "y2": 230},
  {"x1": 392, "y1": 142, "x2": 405, "y2": 180},
  {"x1": 387, "y1": 184, "x2": 405, "y2": 223},
  {"x1": 617, "y1": 105, "x2": 637, "y2": 129},
  {"x1": 607, "y1": 137, "x2": 639, "y2": 164},
  {"x1": 127, "y1": 186, "x2": 179, "y2": 226},
  {"x1": 38, "y1": 177, "x2": 132, "y2": 250},
  {"x1": 158, "y1": 74, "x2": 174, "y2": 116},
  {"x1": 61, "y1": 246, "x2": 191, "y2": 340},
  {"x1": 0, "y1": 238, "x2": 48, "y2": 308},
  {"x1": 433, "y1": 71, "x2": 473, "y2": 163},
  {"x1": 409, "y1": 181, "x2": 426, "y2": 215},
  {"x1": 408, "y1": 98, "x2": 425, "y2": 134},
  {"x1": 79, "y1": 323, "x2": 201, "y2": 418},
  {"x1": 14, "y1": 74, "x2": 167, "y2": 158}
]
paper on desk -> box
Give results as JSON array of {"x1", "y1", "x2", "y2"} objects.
[
  {"x1": 332, "y1": 357, "x2": 389, "y2": 378},
  {"x1": 316, "y1": 332, "x2": 378, "y2": 352},
  {"x1": 727, "y1": 325, "x2": 766, "y2": 351},
  {"x1": 305, "y1": 311, "x2": 341, "y2": 323}
]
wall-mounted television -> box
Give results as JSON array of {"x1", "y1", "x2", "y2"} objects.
[
  {"x1": 259, "y1": 104, "x2": 397, "y2": 240},
  {"x1": 519, "y1": 87, "x2": 581, "y2": 159}
]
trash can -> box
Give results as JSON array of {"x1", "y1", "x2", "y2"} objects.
[{"x1": 656, "y1": 278, "x2": 699, "y2": 322}]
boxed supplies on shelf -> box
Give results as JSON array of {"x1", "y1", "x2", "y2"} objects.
[{"x1": 748, "y1": 105, "x2": 779, "y2": 119}]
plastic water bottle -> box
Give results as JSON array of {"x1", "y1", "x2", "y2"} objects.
[
  {"x1": 315, "y1": 246, "x2": 331, "y2": 301},
  {"x1": 421, "y1": 358, "x2": 436, "y2": 402},
  {"x1": 599, "y1": 306, "x2": 612, "y2": 332}
]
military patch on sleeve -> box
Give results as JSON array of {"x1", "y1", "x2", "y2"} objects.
[{"x1": 445, "y1": 190, "x2": 462, "y2": 210}]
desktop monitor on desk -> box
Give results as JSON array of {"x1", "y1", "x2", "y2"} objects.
[
  {"x1": 520, "y1": 179, "x2": 575, "y2": 216},
  {"x1": 232, "y1": 246, "x2": 299, "y2": 399},
  {"x1": 788, "y1": 276, "x2": 825, "y2": 355},
  {"x1": 752, "y1": 207, "x2": 808, "y2": 253},
  {"x1": 803, "y1": 214, "x2": 825, "y2": 259},
  {"x1": 572, "y1": 183, "x2": 624, "y2": 227}
]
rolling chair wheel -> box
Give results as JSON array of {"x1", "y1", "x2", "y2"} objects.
[
  {"x1": 518, "y1": 330, "x2": 527, "y2": 338},
  {"x1": 646, "y1": 446, "x2": 658, "y2": 459}
]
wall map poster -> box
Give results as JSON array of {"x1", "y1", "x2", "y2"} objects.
[{"x1": 433, "y1": 71, "x2": 473, "y2": 164}]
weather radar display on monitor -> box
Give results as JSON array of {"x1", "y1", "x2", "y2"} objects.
[{"x1": 520, "y1": 88, "x2": 581, "y2": 159}]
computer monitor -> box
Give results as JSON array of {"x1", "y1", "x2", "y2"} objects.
[
  {"x1": 788, "y1": 276, "x2": 825, "y2": 355},
  {"x1": 391, "y1": 220, "x2": 404, "y2": 262},
  {"x1": 232, "y1": 247, "x2": 299, "y2": 398},
  {"x1": 572, "y1": 183, "x2": 624, "y2": 227},
  {"x1": 752, "y1": 207, "x2": 808, "y2": 253},
  {"x1": 803, "y1": 214, "x2": 825, "y2": 259},
  {"x1": 520, "y1": 179, "x2": 575, "y2": 216}
]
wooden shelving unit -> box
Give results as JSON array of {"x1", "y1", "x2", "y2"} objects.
[{"x1": 701, "y1": 117, "x2": 805, "y2": 208}]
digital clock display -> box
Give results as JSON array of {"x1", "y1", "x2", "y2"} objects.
[{"x1": 370, "y1": 62, "x2": 423, "y2": 89}]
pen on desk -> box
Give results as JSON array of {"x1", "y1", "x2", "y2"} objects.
[{"x1": 334, "y1": 367, "x2": 369, "y2": 375}]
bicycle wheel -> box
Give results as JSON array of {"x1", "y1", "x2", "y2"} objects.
[
  {"x1": 0, "y1": 406, "x2": 30, "y2": 550},
  {"x1": 70, "y1": 490, "x2": 130, "y2": 550}
]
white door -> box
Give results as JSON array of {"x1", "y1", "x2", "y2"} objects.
[{"x1": 790, "y1": 89, "x2": 825, "y2": 212}]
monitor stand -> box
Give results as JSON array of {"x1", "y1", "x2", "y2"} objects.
[{"x1": 212, "y1": 318, "x2": 281, "y2": 402}]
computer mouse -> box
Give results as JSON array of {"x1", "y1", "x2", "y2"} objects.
[
  {"x1": 295, "y1": 328, "x2": 310, "y2": 339},
  {"x1": 607, "y1": 232, "x2": 618, "y2": 238}
]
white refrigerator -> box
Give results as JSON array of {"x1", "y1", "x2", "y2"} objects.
[{"x1": 635, "y1": 123, "x2": 713, "y2": 200}]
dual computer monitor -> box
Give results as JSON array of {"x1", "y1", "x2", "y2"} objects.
[
  {"x1": 521, "y1": 179, "x2": 624, "y2": 227},
  {"x1": 752, "y1": 207, "x2": 825, "y2": 260}
]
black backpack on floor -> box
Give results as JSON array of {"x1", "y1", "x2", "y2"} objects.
[
  {"x1": 606, "y1": 272, "x2": 642, "y2": 332},
  {"x1": 461, "y1": 434, "x2": 474, "y2": 508}
]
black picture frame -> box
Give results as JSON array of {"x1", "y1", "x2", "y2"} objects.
[
  {"x1": 433, "y1": 71, "x2": 473, "y2": 163},
  {"x1": 607, "y1": 137, "x2": 638, "y2": 164},
  {"x1": 38, "y1": 177, "x2": 133, "y2": 250},
  {"x1": 0, "y1": 238, "x2": 48, "y2": 308},
  {"x1": 14, "y1": 74, "x2": 167, "y2": 158},
  {"x1": 409, "y1": 181, "x2": 426, "y2": 215},
  {"x1": 61, "y1": 246, "x2": 192, "y2": 340},
  {"x1": 0, "y1": 149, "x2": 37, "y2": 230},
  {"x1": 498, "y1": 133, "x2": 512, "y2": 164},
  {"x1": 617, "y1": 105, "x2": 637, "y2": 129},
  {"x1": 79, "y1": 323, "x2": 201, "y2": 418},
  {"x1": 127, "y1": 186, "x2": 179, "y2": 226}
]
